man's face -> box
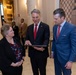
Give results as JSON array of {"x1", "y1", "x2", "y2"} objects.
[
  {"x1": 31, "y1": 13, "x2": 40, "y2": 24},
  {"x1": 21, "y1": 19, "x2": 24, "y2": 23},
  {"x1": 53, "y1": 14, "x2": 64, "y2": 25}
]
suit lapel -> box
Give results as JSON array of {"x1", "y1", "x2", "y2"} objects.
[
  {"x1": 54, "y1": 25, "x2": 58, "y2": 41},
  {"x1": 36, "y1": 22, "x2": 43, "y2": 39},
  {"x1": 57, "y1": 22, "x2": 67, "y2": 40}
]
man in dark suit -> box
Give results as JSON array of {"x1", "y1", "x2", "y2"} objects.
[
  {"x1": 12, "y1": 21, "x2": 20, "y2": 40},
  {"x1": 25, "y1": 9, "x2": 50, "y2": 75},
  {"x1": 51, "y1": 8, "x2": 76, "y2": 75}
]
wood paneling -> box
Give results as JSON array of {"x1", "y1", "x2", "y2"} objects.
[
  {"x1": 3, "y1": 0, "x2": 14, "y2": 23},
  {"x1": 0, "y1": 0, "x2": 2, "y2": 3}
]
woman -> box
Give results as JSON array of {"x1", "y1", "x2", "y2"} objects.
[{"x1": 0, "y1": 25, "x2": 25, "y2": 75}]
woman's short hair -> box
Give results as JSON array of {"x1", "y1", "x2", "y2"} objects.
[{"x1": 1, "y1": 25, "x2": 11, "y2": 37}]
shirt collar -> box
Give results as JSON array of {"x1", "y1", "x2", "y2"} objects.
[
  {"x1": 60, "y1": 20, "x2": 66, "y2": 27},
  {"x1": 34, "y1": 21, "x2": 41, "y2": 27}
]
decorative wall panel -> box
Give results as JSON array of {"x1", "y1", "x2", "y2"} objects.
[{"x1": 60, "y1": 0, "x2": 74, "y2": 23}]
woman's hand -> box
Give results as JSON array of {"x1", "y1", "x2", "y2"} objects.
[
  {"x1": 33, "y1": 47, "x2": 45, "y2": 51},
  {"x1": 11, "y1": 60, "x2": 24, "y2": 67},
  {"x1": 11, "y1": 62, "x2": 20, "y2": 67}
]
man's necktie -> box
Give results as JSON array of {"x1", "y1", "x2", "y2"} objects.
[
  {"x1": 57, "y1": 25, "x2": 60, "y2": 39},
  {"x1": 34, "y1": 24, "x2": 37, "y2": 40}
]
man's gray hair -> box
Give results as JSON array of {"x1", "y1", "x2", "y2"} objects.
[{"x1": 31, "y1": 9, "x2": 41, "y2": 15}]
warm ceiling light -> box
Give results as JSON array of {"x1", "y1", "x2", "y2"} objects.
[
  {"x1": 24, "y1": 0, "x2": 27, "y2": 4},
  {"x1": 3, "y1": 6, "x2": 7, "y2": 9}
]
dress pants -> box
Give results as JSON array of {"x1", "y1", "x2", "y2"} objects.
[
  {"x1": 30, "y1": 57, "x2": 47, "y2": 75},
  {"x1": 54, "y1": 57, "x2": 71, "y2": 75}
]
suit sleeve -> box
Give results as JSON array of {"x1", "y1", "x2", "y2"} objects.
[
  {"x1": 69, "y1": 26, "x2": 76, "y2": 62},
  {"x1": 52, "y1": 26, "x2": 56, "y2": 52},
  {"x1": 43, "y1": 25, "x2": 50, "y2": 46},
  {"x1": 0, "y1": 42, "x2": 12, "y2": 66}
]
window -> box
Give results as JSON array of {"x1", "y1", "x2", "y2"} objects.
[{"x1": 0, "y1": 3, "x2": 4, "y2": 16}]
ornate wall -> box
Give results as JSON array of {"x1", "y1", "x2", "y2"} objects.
[
  {"x1": 3, "y1": 0, "x2": 14, "y2": 23},
  {"x1": 60, "y1": 0, "x2": 74, "y2": 23}
]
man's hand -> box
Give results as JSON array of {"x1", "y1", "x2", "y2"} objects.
[
  {"x1": 34, "y1": 47, "x2": 45, "y2": 51},
  {"x1": 49, "y1": 51, "x2": 54, "y2": 58},
  {"x1": 25, "y1": 40, "x2": 32, "y2": 46},
  {"x1": 65, "y1": 61, "x2": 73, "y2": 69}
]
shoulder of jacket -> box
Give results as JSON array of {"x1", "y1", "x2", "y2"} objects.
[
  {"x1": 40, "y1": 22, "x2": 49, "y2": 27},
  {"x1": 0, "y1": 38, "x2": 6, "y2": 45}
]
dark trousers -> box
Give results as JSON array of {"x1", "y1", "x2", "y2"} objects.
[
  {"x1": 1, "y1": 66, "x2": 22, "y2": 75},
  {"x1": 20, "y1": 37, "x2": 26, "y2": 49},
  {"x1": 21, "y1": 37, "x2": 25, "y2": 46},
  {"x1": 54, "y1": 57, "x2": 71, "y2": 75},
  {"x1": 30, "y1": 57, "x2": 47, "y2": 75}
]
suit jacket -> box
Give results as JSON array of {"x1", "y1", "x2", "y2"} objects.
[
  {"x1": 52, "y1": 22, "x2": 76, "y2": 65},
  {"x1": 25, "y1": 22, "x2": 50, "y2": 58},
  {"x1": 12, "y1": 25, "x2": 20, "y2": 38},
  {"x1": 19, "y1": 23, "x2": 27, "y2": 38},
  {"x1": 0, "y1": 37, "x2": 25, "y2": 71}
]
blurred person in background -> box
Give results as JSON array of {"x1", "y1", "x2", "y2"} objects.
[
  {"x1": 2, "y1": 19, "x2": 7, "y2": 25},
  {"x1": 19, "y1": 18, "x2": 27, "y2": 48},
  {"x1": 12, "y1": 20, "x2": 20, "y2": 40}
]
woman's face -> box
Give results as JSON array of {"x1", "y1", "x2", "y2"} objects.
[{"x1": 6, "y1": 27, "x2": 14, "y2": 38}]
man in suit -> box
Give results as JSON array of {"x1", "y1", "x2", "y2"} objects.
[
  {"x1": 19, "y1": 18, "x2": 27, "y2": 47},
  {"x1": 25, "y1": 9, "x2": 50, "y2": 75},
  {"x1": 12, "y1": 20, "x2": 20, "y2": 40},
  {"x1": 51, "y1": 8, "x2": 76, "y2": 75}
]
